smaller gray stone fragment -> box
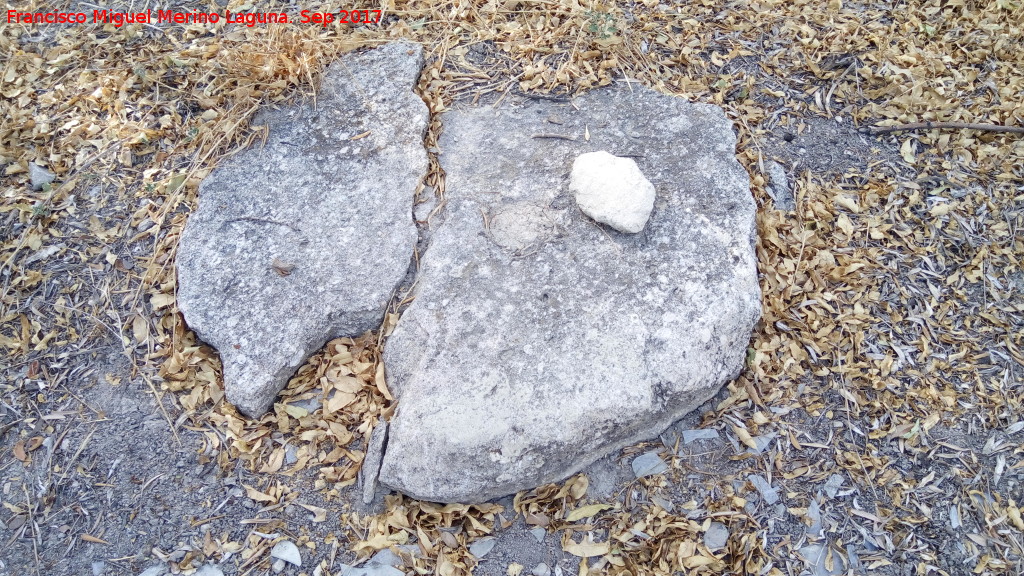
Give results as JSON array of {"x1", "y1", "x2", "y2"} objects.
[
  {"x1": 532, "y1": 563, "x2": 551, "y2": 576},
  {"x1": 822, "y1": 474, "x2": 844, "y2": 498},
  {"x1": 137, "y1": 566, "x2": 167, "y2": 576},
  {"x1": 361, "y1": 420, "x2": 389, "y2": 504},
  {"x1": 29, "y1": 163, "x2": 56, "y2": 190},
  {"x1": 270, "y1": 540, "x2": 302, "y2": 567},
  {"x1": 193, "y1": 565, "x2": 225, "y2": 576},
  {"x1": 748, "y1": 475, "x2": 779, "y2": 505},
  {"x1": 798, "y1": 543, "x2": 845, "y2": 576},
  {"x1": 469, "y1": 538, "x2": 497, "y2": 559},
  {"x1": 272, "y1": 558, "x2": 286, "y2": 574},
  {"x1": 682, "y1": 429, "x2": 720, "y2": 444},
  {"x1": 92, "y1": 561, "x2": 106, "y2": 576},
  {"x1": 766, "y1": 161, "x2": 794, "y2": 211},
  {"x1": 631, "y1": 450, "x2": 668, "y2": 478},
  {"x1": 530, "y1": 527, "x2": 547, "y2": 543},
  {"x1": 703, "y1": 522, "x2": 729, "y2": 551}
]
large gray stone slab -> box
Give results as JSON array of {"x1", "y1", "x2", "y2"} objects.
[
  {"x1": 176, "y1": 43, "x2": 427, "y2": 417},
  {"x1": 380, "y1": 86, "x2": 761, "y2": 502}
]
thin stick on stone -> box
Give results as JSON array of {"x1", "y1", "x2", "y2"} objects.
[
  {"x1": 860, "y1": 121, "x2": 1024, "y2": 135},
  {"x1": 531, "y1": 133, "x2": 576, "y2": 140}
]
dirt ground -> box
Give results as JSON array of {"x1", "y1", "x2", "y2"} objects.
[{"x1": 2, "y1": 1, "x2": 1023, "y2": 576}]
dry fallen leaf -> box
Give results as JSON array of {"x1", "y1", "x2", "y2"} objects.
[{"x1": 562, "y1": 534, "x2": 609, "y2": 558}]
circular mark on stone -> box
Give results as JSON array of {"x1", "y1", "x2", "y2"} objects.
[{"x1": 487, "y1": 203, "x2": 559, "y2": 253}]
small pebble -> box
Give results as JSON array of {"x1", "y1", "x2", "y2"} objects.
[
  {"x1": 532, "y1": 563, "x2": 551, "y2": 576},
  {"x1": 704, "y1": 522, "x2": 729, "y2": 551},
  {"x1": 271, "y1": 540, "x2": 302, "y2": 567},
  {"x1": 530, "y1": 527, "x2": 546, "y2": 543},
  {"x1": 631, "y1": 450, "x2": 668, "y2": 478},
  {"x1": 272, "y1": 558, "x2": 286, "y2": 573}
]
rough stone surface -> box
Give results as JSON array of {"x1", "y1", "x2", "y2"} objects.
[
  {"x1": 176, "y1": 43, "x2": 427, "y2": 416},
  {"x1": 380, "y1": 86, "x2": 761, "y2": 503},
  {"x1": 570, "y1": 151, "x2": 656, "y2": 233}
]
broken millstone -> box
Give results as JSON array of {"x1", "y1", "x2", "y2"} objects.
[
  {"x1": 176, "y1": 43, "x2": 427, "y2": 416},
  {"x1": 380, "y1": 85, "x2": 761, "y2": 503}
]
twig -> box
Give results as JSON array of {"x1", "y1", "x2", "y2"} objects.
[
  {"x1": 514, "y1": 90, "x2": 573, "y2": 103},
  {"x1": 531, "y1": 133, "x2": 576, "y2": 141},
  {"x1": 860, "y1": 121, "x2": 1024, "y2": 135}
]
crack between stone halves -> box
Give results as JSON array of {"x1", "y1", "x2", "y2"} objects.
[{"x1": 367, "y1": 58, "x2": 447, "y2": 479}]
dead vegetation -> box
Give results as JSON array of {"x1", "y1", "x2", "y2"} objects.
[{"x1": 1, "y1": 0, "x2": 1022, "y2": 575}]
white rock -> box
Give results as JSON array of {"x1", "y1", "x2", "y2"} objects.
[
  {"x1": 137, "y1": 567, "x2": 167, "y2": 576},
  {"x1": 532, "y1": 563, "x2": 551, "y2": 576},
  {"x1": 570, "y1": 151, "x2": 656, "y2": 233},
  {"x1": 270, "y1": 540, "x2": 302, "y2": 567}
]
